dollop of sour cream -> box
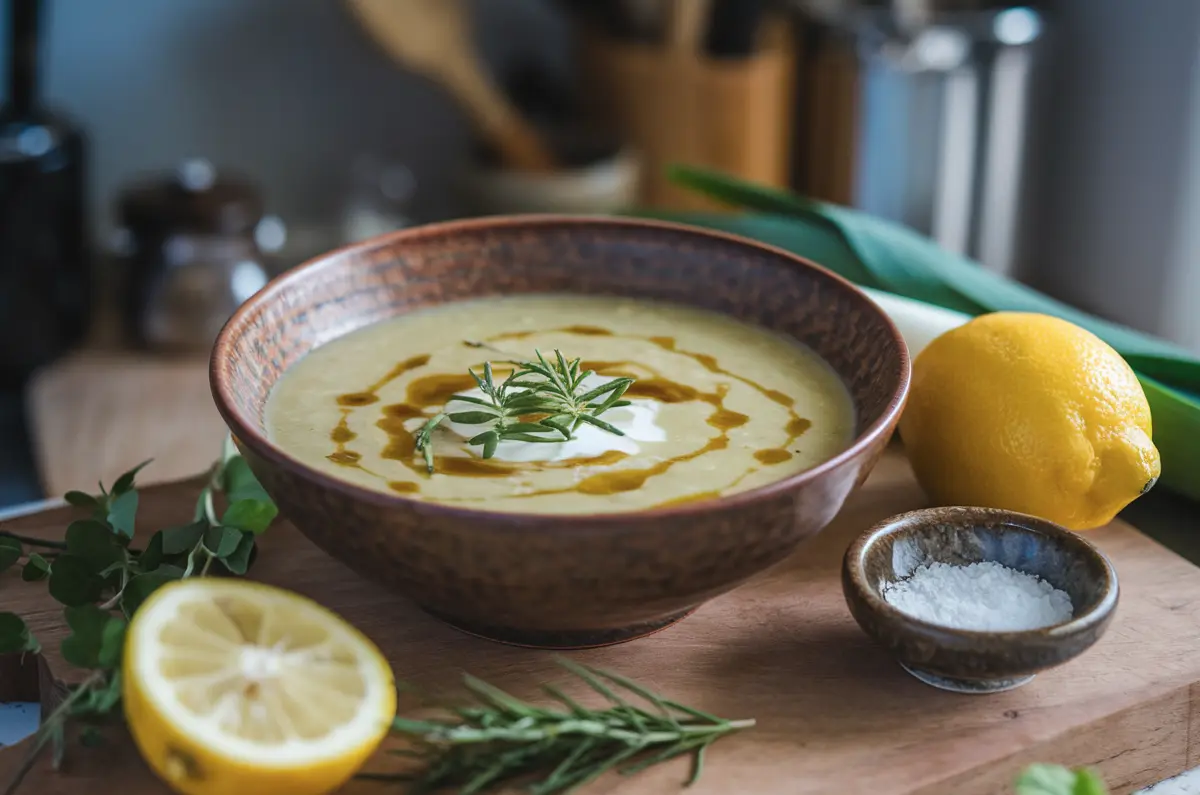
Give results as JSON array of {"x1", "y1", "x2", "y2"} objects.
[{"x1": 439, "y1": 374, "x2": 666, "y2": 463}]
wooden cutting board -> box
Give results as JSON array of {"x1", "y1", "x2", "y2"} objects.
[
  {"x1": 3, "y1": 451, "x2": 1200, "y2": 795},
  {"x1": 26, "y1": 352, "x2": 224, "y2": 496}
]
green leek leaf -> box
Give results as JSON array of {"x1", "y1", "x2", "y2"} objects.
[
  {"x1": 1141, "y1": 376, "x2": 1200, "y2": 501},
  {"x1": 664, "y1": 165, "x2": 984, "y2": 314},
  {"x1": 667, "y1": 164, "x2": 1200, "y2": 370},
  {"x1": 631, "y1": 209, "x2": 880, "y2": 288}
]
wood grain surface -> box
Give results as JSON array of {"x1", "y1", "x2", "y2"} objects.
[
  {"x1": 26, "y1": 352, "x2": 223, "y2": 497},
  {"x1": 3, "y1": 451, "x2": 1200, "y2": 794}
]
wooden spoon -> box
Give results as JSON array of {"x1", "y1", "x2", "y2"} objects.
[
  {"x1": 345, "y1": 0, "x2": 558, "y2": 173},
  {"x1": 667, "y1": 0, "x2": 711, "y2": 54}
]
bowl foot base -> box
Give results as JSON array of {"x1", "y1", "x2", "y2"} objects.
[
  {"x1": 423, "y1": 608, "x2": 695, "y2": 650},
  {"x1": 900, "y1": 662, "x2": 1035, "y2": 694}
]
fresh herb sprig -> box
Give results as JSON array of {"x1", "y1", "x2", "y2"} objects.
[
  {"x1": 0, "y1": 440, "x2": 277, "y2": 794},
  {"x1": 414, "y1": 350, "x2": 635, "y2": 474},
  {"x1": 366, "y1": 658, "x2": 753, "y2": 795},
  {"x1": 1016, "y1": 764, "x2": 1108, "y2": 795}
]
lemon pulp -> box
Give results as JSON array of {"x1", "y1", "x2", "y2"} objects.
[{"x1": 123, "y1": 579, "x2": 395, "y2": 795}]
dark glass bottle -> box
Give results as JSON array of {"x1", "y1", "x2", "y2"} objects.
[{"x1": 0, "y1": 0, "x2": 90, "y2": 389}]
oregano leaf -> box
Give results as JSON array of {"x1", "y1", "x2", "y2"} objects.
[
  {"x1": 97, "y1": 619, "x2": 127, "y2": 669},
  {"x1": 0, "y1": 612, "x2": 37, "y2": 653},
  {"x1": 111, "y1": 459, "x2": 153, "y2": 495},
  {"x1": 48, "y1": 555, "x2": 104, "y2": 606},
  {"x1": 1072, "y1": 770, "x2": 1108, "y2": 795},
  {"x1": 1015, "y1": 765, "x2": 1097, "y2": 795},
  {"x1": 65, "y1": 520, "x2": 123, "y2": 570},
  {"x1": 160, "y1": 521, "x2": 207, "y2": 555},
  {"x1": 106, "y1": 490, "x2": 139, "y2": 539},
  {"x1": 60, "y1": 605, "x2": 112, "y2": 668},
  {"x1": 23, "y1": 552, "x2": 51, "y2": 581},
  {"x1": 221, "y1": 499, "x2": 277, "y2": 535},
  {"x1": 138, "y1": 531, "x2": 165, "y2": 571},
  {"x1": 221, "y1": 456, "x2": 270, "y2": 503},
  {"x1": 219, "y1": 531, "x2": 256, "y2": 575},
  {"x1": 202, "y1": 526, "x2": 242, "y2": 559},
  {"x1": 0, "y1": 537, "x2": 21, "y2": 572},
  {"x1": 123, "y1": 570, "x2": 182, "y2": 615},
  {"x1": 87, "y1": 672, "x2": 123, "y2": 714},
  {"x1": 64, "y1": 490, "x2": 98, "y2": 509}
]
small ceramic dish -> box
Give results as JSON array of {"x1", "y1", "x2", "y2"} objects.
[{"x1": 842, "y1": 506, "x2": 1118, "y2": 693}]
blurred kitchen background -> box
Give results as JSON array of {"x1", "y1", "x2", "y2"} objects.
[{"x1": 1, "y1": 0, "x2": 1198, "y2": 508}]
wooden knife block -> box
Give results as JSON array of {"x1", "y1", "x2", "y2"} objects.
[{"x1": 578, "y1": 20, "x2": 797, "y2": 211}]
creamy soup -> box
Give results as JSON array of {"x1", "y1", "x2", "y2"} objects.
[{"x1": 265, "y1": 294, "x2": 855, "y2": 514}]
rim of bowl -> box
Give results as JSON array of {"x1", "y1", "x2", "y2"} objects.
[
  {"x1": 210, "y1": 214, "x2": 912, "y2": 526},
  {"x1": 844, "y1": 506, "x2": 1120, "y2": 640}
]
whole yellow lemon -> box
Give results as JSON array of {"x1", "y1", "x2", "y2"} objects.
[{"x1": 900, "y1": 312, "x2": 1160, "y2": 530}]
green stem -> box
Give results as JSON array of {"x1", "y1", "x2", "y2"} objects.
[
  {"x1": 1, "y1": 671, "x2": 107, "y2": 795},
  {"x1": 419, "y1": 718, "x2": 754, "y2": 747},
  {"x1": 98, "y1": 568, "x2": 130, "y2": 614},
  {"x1": 199, "y1": 552, "x2": 214, "y2": 578},
  {"x1": 0, "y1": 531, "x2": 67, "y2": 551},
  {"x1": 182, "y1": 545, "x2": 199, "y2": 578},
  {"x1": 202, "y1": 489, "x2": 219, "y2": 527}
]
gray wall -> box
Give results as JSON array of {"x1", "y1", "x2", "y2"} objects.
[
  {"x1": 28, "y1": 0, "x2": 563, "y2": 242},
  {"x1": 1018, "y1": 0, "x2": 1200, "y2": 352},
  {"x1": 28, "y1": 0, "x2": 1200, "y2": 352}
]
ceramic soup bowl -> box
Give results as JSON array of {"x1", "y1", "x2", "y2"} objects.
[{"x1": 211, "y1": 215, "x2": 910, "y2": 648}]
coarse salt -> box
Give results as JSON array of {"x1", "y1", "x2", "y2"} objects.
[{"x1": 882, "y1": 560, "x2": 1074, "y2": 631}]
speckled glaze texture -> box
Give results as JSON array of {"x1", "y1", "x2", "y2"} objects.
[
  {"x1": 212, "y1": 216, "x2": 910, "y2": 646},
  {"x1": 843, "y1": 506, "x2": 1119, "y2": 688}
]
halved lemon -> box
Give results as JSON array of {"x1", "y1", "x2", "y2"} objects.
[{"x1": 123, "y1": 579, "x2": 396, "y2": 795}]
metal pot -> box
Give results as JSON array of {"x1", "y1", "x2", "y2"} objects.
[{"x1": 797, "y1": 0, "x2": 1046, "y2": 277}]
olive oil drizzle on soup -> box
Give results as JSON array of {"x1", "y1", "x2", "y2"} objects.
[{"x1": 266, "y1": 295, "x2": 855, "y2": 515}]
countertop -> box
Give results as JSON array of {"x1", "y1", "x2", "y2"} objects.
[{"x1": 3, "y1": 350, "x2": 1198, "y2": 792}]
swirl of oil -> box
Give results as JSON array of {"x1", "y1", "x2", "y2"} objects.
[{"x1": 326, "y1": 327, "x2": 814, "y2": 506}]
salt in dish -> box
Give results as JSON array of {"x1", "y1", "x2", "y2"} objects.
[{"x1": 881, "y1": 560, "x2": 1074, "y2": 632}]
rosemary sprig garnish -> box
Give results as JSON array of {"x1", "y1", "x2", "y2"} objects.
[
  {"x1": 368, "y1": 659, "x2": 754, "y2": 794},
  {"x1": 414, "y1": 350, "x2": 635, "y2": 474}
]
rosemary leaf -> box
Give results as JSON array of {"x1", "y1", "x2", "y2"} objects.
[
  {"x1": 574, "y1": 414, "x2": 625, "y2": 435},
  {"x1": 502, "y1": 423, "x2": 558, "y2": 434},
  {"x1": 463, "y1": 675, "x2": 543, "y2": 718},
  {"x1": 469, "y1": 368, "x2": 489, "y2": 394},
  {"x1": 446, "y1": 395, "x2": 495, "y2": 408},
  {"x1": 500, "y1": 433, "x2": 566, "y2": 444},
  {"x1": 447, "y1": 411, "x2": 502, "y2": 425},
  {"x1": 574, "y1": 378, "x2": 633, "y2": 404}
]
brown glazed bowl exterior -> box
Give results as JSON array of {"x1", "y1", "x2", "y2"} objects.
[
  {"x1": 843, "y1": 507, "x2": 1119, "y2": 689},
  {"x1": 211, "y1": 215, "x2": 910, "y2": 647}
]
